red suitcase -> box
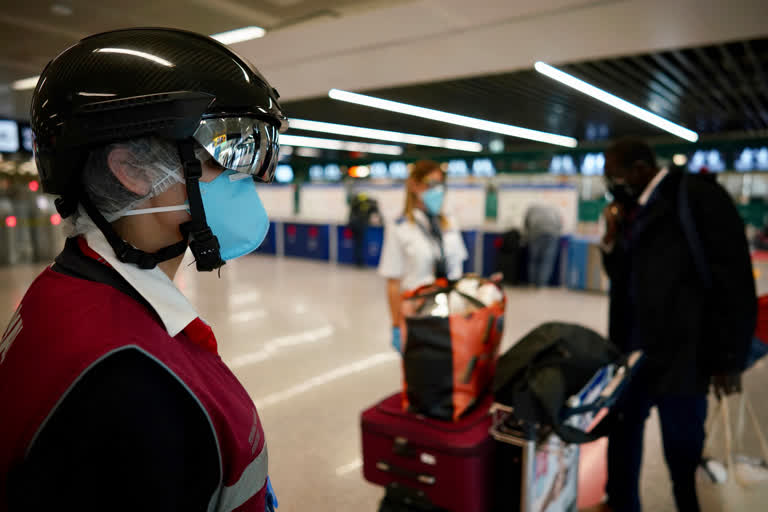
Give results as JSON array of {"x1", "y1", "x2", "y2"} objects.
[{"x1": 361, "y1": 392, "x2": 495, "y2": 512}]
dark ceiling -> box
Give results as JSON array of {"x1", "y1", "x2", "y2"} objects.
[{"x1": 283, "y1": 37, "x2": 768, "y2": 154}]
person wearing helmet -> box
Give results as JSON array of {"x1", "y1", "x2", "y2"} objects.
[{"x1": 0, "y1": 29, "x2": 286, "y2": 511}]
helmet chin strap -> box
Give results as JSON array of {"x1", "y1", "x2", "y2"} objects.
[
  {"x1": 177, "y1": 139, "x2": 225, "y2": 272},
  {"x1": 79, "y1": 192, "x2": 188, "y2": 270},
  {"x1": 76, "y1": 137, "x2": 225, "y2": 272}
]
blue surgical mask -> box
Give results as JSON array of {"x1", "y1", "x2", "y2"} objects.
[
  {"x1": 421, "y1": 185, "x2": 445, "y2": 215},
  {"x1": 198, "y1": 170, "x2": 269, "y2": 260},
  {"x1": 124, "y1": 170, "x2": 269, "y2": 261}
]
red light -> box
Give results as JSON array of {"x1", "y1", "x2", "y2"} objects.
[
  {"x1": 493, "y1": 237, "x2": 503, "y2": 249},
  {"x1": 343, "y1": 228, "x2": 353, "y2": 239},
  {"x1": 28, "y1": 181, "x2": 39, "y2": 192},
  {"x1": 5, "y1": 216, "x2": 17, "y2": 228},
  {"x1": 308, "y1": 226, "x2": 319, "y2": 238},
  {"x1": 50, "y1": 214, "x2": 62, "y2": 226},
  {"x1": 286, "y1": 225, "x2": 297, "y2": 236}
]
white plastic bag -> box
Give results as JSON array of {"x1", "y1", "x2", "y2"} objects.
[{"x1": 697, "y1": 392, "x2": 768, "y2": 511}]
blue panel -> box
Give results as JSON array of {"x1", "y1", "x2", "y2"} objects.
[
  {"x1": 253, "y1": 221, "x2": 277, "y2": 255},
  {"x1": 365, "y1": 226, "x2": 384, "y2": 267},
  {"x1": 566, "y1": 237, "x2": 590, "y2": 290},
  {"x1": 548, "y1": 236, "x2": 570, "y2": 286},
  {"x1": 337, "y1": 225, "x2": 356, "y2": 265},
  {"x1": 461, "y1": 230, "x2": 478, "y2": 274},
  {"x1": 337, "y1": 225, "x2": 384, "y2": 267},
  {"x1": 481, "y1": 232, "x2": 503, "y2": 277},
  {"x1": 283, "y1": 223, "x2": 330, "y2": 261}
]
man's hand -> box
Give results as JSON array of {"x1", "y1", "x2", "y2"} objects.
[
  {"x1": 602, "y1": 202, "x2": 624, "y2": 247},
  {"x1": 711, "y1": 373, "x2": 742, "y2": 400}
]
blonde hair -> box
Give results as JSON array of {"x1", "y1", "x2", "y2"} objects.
[{"x1": 404, "y1": 160, "x2": 447, "y2": 227}]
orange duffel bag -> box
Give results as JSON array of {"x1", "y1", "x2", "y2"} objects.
[{"x1": 400, "y1": 276, "x2": 506, "y2": 421}]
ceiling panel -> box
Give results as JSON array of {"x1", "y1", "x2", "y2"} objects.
[
  {"x1": 282, "y1": 37, "x2": 768, "y2": 153},
  {"x1": 0, "y1": 0, "x2": 394, "y2": 86}
]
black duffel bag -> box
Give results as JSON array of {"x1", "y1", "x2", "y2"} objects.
[{"x1": 492, "y1": 322, "x2": 633, "y2": 444}]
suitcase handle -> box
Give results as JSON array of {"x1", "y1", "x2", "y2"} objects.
[
  {"x1": 376, "y1": 460, "x2": 436, "y2": 486},
  {"x1": 393, "y1": 437, "x2": 417, "y2": 458}
]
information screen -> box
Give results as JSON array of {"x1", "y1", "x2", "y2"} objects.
[
  {"x1": 472, "y1": 158, "x2": 496, "y2": 177},
  {"x1": 309, "y1": 165, "x2": 324, "y2": 181},
  {"x1": 20, "y1": 124, "x2": 33, "y2": 152},
  {"x1": 389, "y1": 161, "x2": 408, "y2": 179},
  {"x1": 580, "y1": 153, "x2": 605, "y2": 176},
  {"x1": 549, "y1": 155, "x2": 577, "y2": 175},
  {"x1": 688, "y1": 149, "x2": 725, "y2": 173},
  {"x1": 446, "y1": 159, "x2": 469, "y2": 177},
  {"x1": 324, "y1": 164, "x2": 341, "y2": 181},
  {"x1": 275, "y1": 165, "x2": 294, "y2": 183},
  {"x1": 734, "y1": 147, "x2": 768, "y2": 172},
  {"x1": 0, "y1": 120, "x2": 20, "y2": 153},
  {"x1": 370, "y1": 162, "x2": 389, "y2": 179}
]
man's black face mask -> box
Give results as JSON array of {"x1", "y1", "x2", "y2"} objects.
[{"x1": 605, "y1": 178, "x2": 643, "y2": 206}]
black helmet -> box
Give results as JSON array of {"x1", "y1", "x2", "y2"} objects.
[{"x1": 30, "y1": 27, "x2": 287, "y2": 271}]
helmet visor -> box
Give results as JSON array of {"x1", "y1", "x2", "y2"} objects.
[{"x1": 193, "y1": 117, "x2": 280, "y2": 183}]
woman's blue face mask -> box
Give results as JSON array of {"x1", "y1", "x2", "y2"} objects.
[{"x1": 421, "y1": 184, "x2": 445, "y2": 215}]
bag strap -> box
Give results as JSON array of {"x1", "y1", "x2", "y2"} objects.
[
  {"x1": 721, "y1": 395, "x2": 736, "y2": 480},
  {"x1": 745, "y1": 394, "x2": 768, "y2": 462},
  {"x1": 715, "y1": 392, "x2": 768, "y2": 488},
  {"x1": 703, "y1": 399, "x2": 723, "y2": 457},
  {"x1": 414, "y1": 215, "x2": 448, "y2": 277},
  {"x1": 404, "y1": 280, "x2": 499, "y2": 311}
]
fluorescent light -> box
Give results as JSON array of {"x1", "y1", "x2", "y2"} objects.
[
  {"x1": 280, "y1": 134, "x2": 403, "y2": 155},
  {"x1": 288, "y1": 118, "x2": 483, "y2": 152},
  {"x1": 95, "y1": 48, "x2": 174, "y2": 67},
  {"x1": 329, "y1": 89, "x2": 577, "y2": 148},
  {"x1": 12, "y1": 76, "x2": 40, "y2": 91},
  {"x1": 534, "y1": 61, "x2": 699, "y2": 143},
  {"x1": 211, "y1": 26, "x2": 266, "y2": 45}
]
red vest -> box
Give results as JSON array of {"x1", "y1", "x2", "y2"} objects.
[{"x1": 0, "y1": 268, "x2": 267, "y2": 511}]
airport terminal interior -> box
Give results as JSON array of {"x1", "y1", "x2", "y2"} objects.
[{"x1": 2, "y1": 1, "x2": 768, "y2": 511}]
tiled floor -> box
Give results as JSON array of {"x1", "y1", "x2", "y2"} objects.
[{"x1": 2, "y1": 255, "x2": 767, "y2": 512}]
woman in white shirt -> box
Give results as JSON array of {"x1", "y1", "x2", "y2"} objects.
[{"x1": 378, "y1": 160, "x2": 468, "y2": 351}]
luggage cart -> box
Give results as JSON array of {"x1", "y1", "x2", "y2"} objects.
[{"x1": 490, "y1": 351, "x2": 643, "y2": 512}]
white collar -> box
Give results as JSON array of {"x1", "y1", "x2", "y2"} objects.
[
  {"x1": 412, "y1": 208, "x2": 451, "y2": 228},
  {"x1": 412, "y1": 209, "x2": 430, "y2": 225},
  {"x1": 84, "y1": 230, "x2": 199, "y2": 337},
  {"x1": 638, "y1": 168, "x2": 669, "y2": 206}
]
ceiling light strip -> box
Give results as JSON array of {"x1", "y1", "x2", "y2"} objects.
[
  {"x1": 279, "y1": 134, "x2": 403, "y2": 155},
  {"x1": 328, "y1": 89, "x2": 577, "y2": 148},
  {"x1": 534, "y1": 61, "x2": 698, "y2": 143},
  {"x1": 210, "y1": 26, "x2": 266, "y2": 45},
  {"x1": 11, "y1": 76, "x2": 41, "y2": 91},
  {"x1": 288, "y1": 118, "x2": 483, "y2": 152}
]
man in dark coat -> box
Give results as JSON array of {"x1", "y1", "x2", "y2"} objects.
[{"x1": 600, "y1": 138, "x2": 756, "y2": 512}]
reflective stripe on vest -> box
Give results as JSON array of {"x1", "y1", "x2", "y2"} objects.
[{"x1": 217, "y1": 445, "x2": 269, "y2": 512}]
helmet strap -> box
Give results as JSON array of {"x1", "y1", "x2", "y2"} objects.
[
  {"x1": 79, "y1": 192, "x2": 188, "y2": 270},
  {"x1": 177, "y1": 139, "x2": 225, "y2": 272}
]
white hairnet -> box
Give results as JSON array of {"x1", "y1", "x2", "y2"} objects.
[{"x1": 65, "y1": 137, "x2": 206, "y2": 236}]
